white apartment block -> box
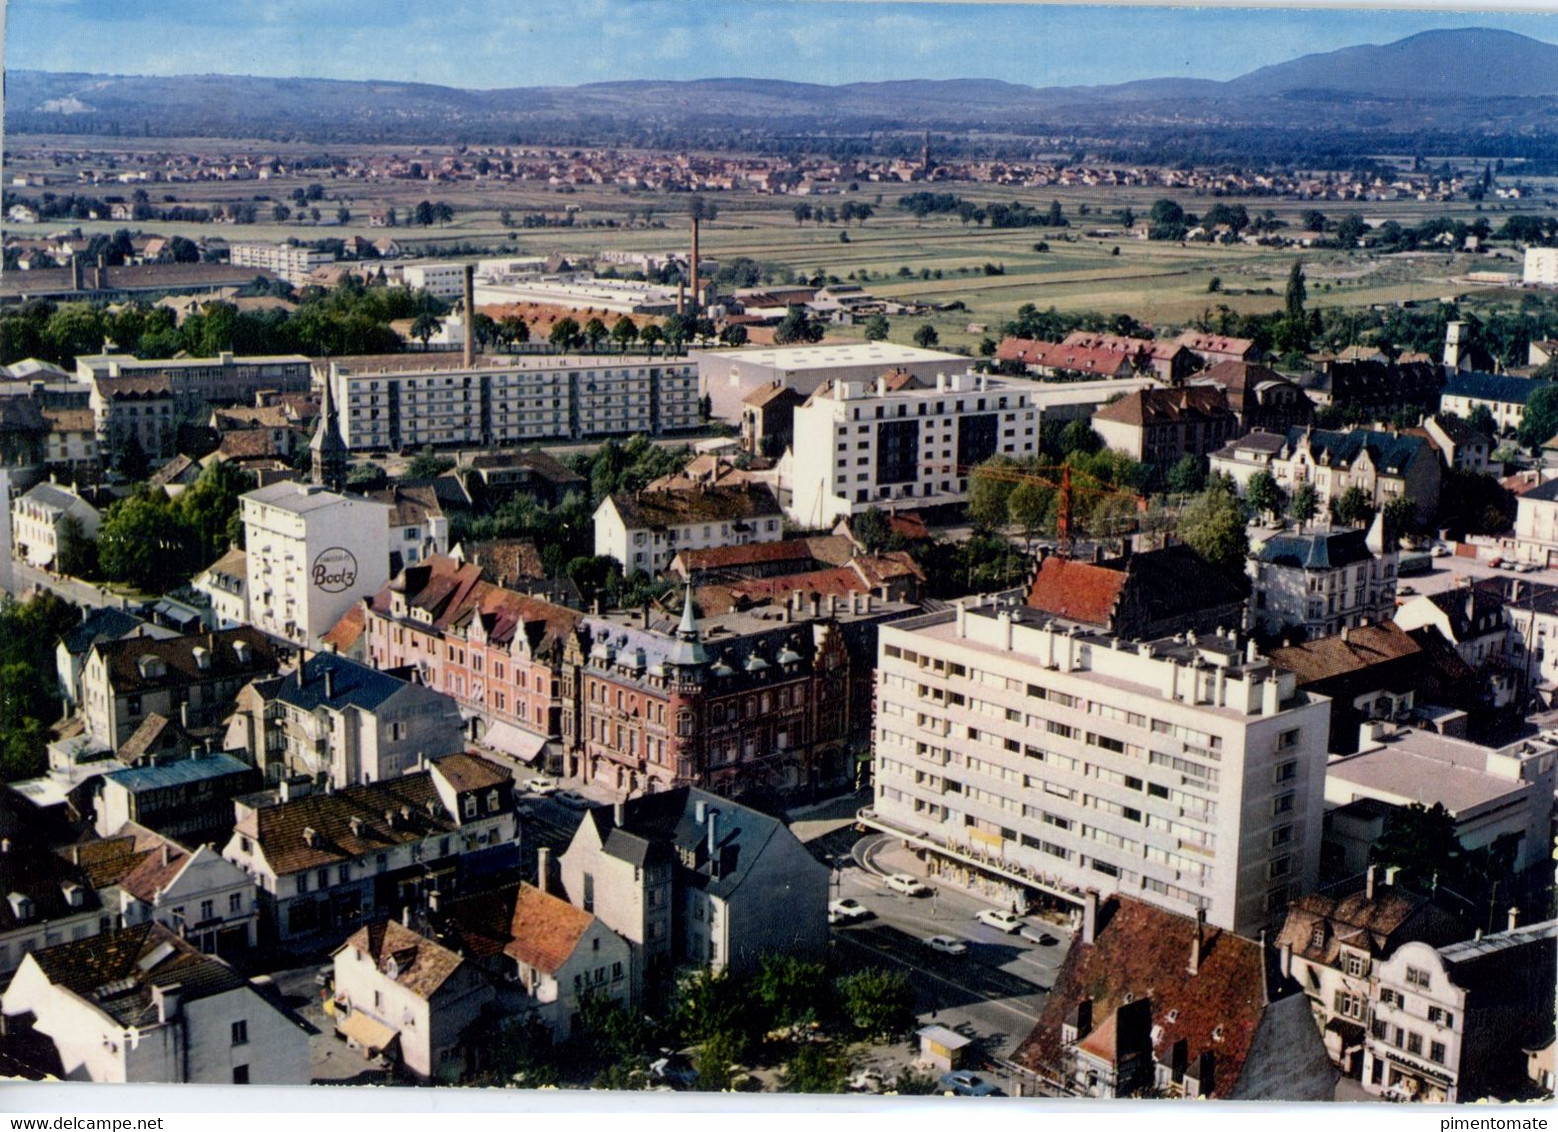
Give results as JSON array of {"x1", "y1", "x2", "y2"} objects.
[
  {"x1": 867, "y1": 602, "x2": 1331, "y2": 936},
  {"x1": 790, "y1": 371, "x2": 1044, "y2": 528},
  {"x1": 323, "y1": 355, "x2": 699, "y2": 452},
  {"x1": 230, "y1": 243, "x2": 336, "y2": 286},
  {"x1": 593, "y1": 484, "x2": 784, "y2": 576},
  {"x1": 1525, "y1": 247, "x2": 1558, "y2": 288},
  {"x1": 400, "y1": 262, "x2": 469, "y2": 300},
  {"x1": 241, "y1": 482, "x2": 391, "y2": 648}
]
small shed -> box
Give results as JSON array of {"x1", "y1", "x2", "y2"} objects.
[{"x1": 916, "y1": 1024, "x2": 972, "y2": 1073}]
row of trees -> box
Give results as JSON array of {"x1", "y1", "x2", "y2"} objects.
[
  {"x1": 479, "y1": 954, "x2": 921, "y2": 1091},
  {"x1": 0, "y1": 591, "x2": 82, "y2": 782}
]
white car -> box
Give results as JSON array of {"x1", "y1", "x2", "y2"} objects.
[
  {"x1": 975, "y1": 908, "x2": 1024, "y2": 933},
  {"x1": 828, "y1": 898, "x2": 872, "y2": 925},
  {"x1": 884, "y1": 873, "x2": 932, "y2": 897},
  {"x1": 925, "y1": 935, "x2": 969, "y2": 955},
  {"x1": 1431, "y1": 544, "x2": 1452, "y2": 558},
  {"x1": 848, "y1": 1068, "x2": 886, "y2": 1094},
  {"x1": 524, "y1": 777, "x2": 557, "y2": 795}
]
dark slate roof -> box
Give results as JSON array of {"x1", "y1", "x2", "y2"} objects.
[
  {"x1": 1442, "y1": 372, "x2": 1554, "y2": 407},
  {"x1": 1283, "y1": 426, "x2": 1430, "y2": 475},
  {"x1": 269, "y1": 653, "x2": 410, "y2": 714},
  {"x1": 28, "y1": 922, "x2": 248, "y2": 1028},
  {"x1": 608, "y1": 484, "x2": 782, "y2": 529},
  {"x1": 60, "y1": 607, "x2": 144, "y2": 658},
  {"x1": 1522, "y1": 478, "x2": 1558, "y2": 504},
  {"x1": 1257, "y1": 528, "x2": 1375, "y2": 571},
  {"x1": 0, "y1": 840, "x2": 101, "y2": 933},
  {"x1": 102, "y1": 752, "x2": 255, "y2": 795},
  {"x1": 586, "y1": 787, "x2": 786, "y2": 901},
  {"x1": 94, "y1": 627, "x2": 284, "y2": 694}
]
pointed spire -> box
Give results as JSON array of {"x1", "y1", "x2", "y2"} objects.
[
  {"x1": 311, "y1": 368, "x2": 348, "y2": 492},
  {"x1": 677, "y1": 580, "x2": 698, "y2": 641}
]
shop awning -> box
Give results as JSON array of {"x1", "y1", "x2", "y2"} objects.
[
  {"x1": 337, "y1": 1010, "x2": 398, "y2": 1053},
  {"x1": 481, "y1": 721, "x2": 549, "y2": 764}
]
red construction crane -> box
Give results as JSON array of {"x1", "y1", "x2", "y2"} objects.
[{"x1": 944, "y1": 461, "x2": 1147, "y2": 554}]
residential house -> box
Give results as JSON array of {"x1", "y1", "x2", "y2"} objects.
[
  {"x1": 1323, "y1": 724, "x2": 1557, "y2": 873},
  {"x1": 226, "y1": 652, "x2": 465, "y2": 788},
  {"x1": 41, "y1": 408, "x2": 101, "y2": 480},
  {"x1": 435, "y1": 877, "x2": 632, "y2": 1038},
  {"x1": 1512, "y1": 478, "x2": 1558, "y2": 568},
  {"x1": 1275, "y1": 867, "x2": 1469, "y2": 1077},
  {"x1": 94, "y1": 753, "x2": 261, "y2": 843},
  {"x1": 192, "y1": 547, "x2": 249, "y2": 629},
  {"x1": 1364, "y1": 919, "x2": 1558, "y2": 1102},
  {"x1": 55, "y1": 608, "x2": 174, "y2": 708},
  {"x1": 0, "y1": 922, "x2": 309, "y2": 1085},
  {"x1": 1248, "y1": 517, "x2": 1397, "y2": 642},
  {"x1": 559, "y1": 788, "x2": 829, "y2": 986},
  {"x1": 89, "y1": 374, "x2": 178, "y2": 459},
  {"x1": 366, "y1": 483, "x2": 450, "y2": 573},
  {"x1": 1421, "y1": 414, "x2": 1495, "y2": 474},
  {"x1": 1024, "y1": 544, "x2": 1247, "y2": 642},
  {"x1": 741, "y1": 381, "x2": 806, "y2": 458},
  {"x1": 1175, "y1": 332, "x2": 1261, "y2": 368},
  {"x1": 594, "y1": 483, "x2": 784, "y2": 577},
  {"x1": 996, "y1": 339, "x2": 1141, "y2": 381},
  {"x1": 223, "y1": 752, "x2": 518, "y2": 948},
  {"x1": 562, "y1": 587, "x2": 914, "y2": 797},
  {"x1": 667, "y1": 535, "x2": 857, "y2": 584},
  {"x1": 1440, "y1": 373, "x2": 1554, "y2": 437},
  {"x1": 11, "y1": 481, "x2": 100, "y2": 570},
  {"x1": 1268, "y1": 621, "x2": 1473, "y2": 755},
  {"x1": 78, "y1": 627, "x2": 286, "y2": 750},
  {"x1": 461, "y1": 450, "x2": 588, "y2": 511},
  {"x1": 1090, "y1": 386, "x2": 1240, "y2": 464},
  {"x1": 332, "y1": 917, "x2": 494, "y2": 1082},
  {"x1": 359, "y1": 555, "x2": 583, "y2": 768},
  {"x1": 1298, "y1": 360, "x2": 1445, "y2": 417},
  {"x1": 1209, "y1": 427, "x2": 1442, "y2": 525},
  {"x1": 1190, "y1": 362, "x2": 1314, "y2": 433},
  {"x1": 1062, "y1": 332, "x2": 1198, "y2": 383},
  {"x1": 0, "y1": 838, "x2": 105, "y2": 980},
  {"x1": 1012, "y1": 893, "x2": 1336, "y2": 1100},
  {"x1": 1393, "y1": 588, "x2": 1518, "y2": 707}
]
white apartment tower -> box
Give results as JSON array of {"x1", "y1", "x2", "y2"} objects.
[
  {"x1": 789, "y1": 371, "x2": 1044, "y2": 528},
  {"x1": 241, "y1": 482, "x2": 391, "y2": 648},
  {"x1": 867, "y1": 601, "x2": 1331, "y2": 936}
]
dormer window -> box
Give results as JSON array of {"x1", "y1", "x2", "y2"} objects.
[
  {"x1": 61, "y1": 882, "x2": 84, "y2": 908},
  {"x1": 136, "y1": 654, "x2": 167, "y2": 679},
  {"x1": 233, "y1": 640, "x2": 252, "y2": 664},
  {"x1": 8, "y1": 893, "x2": 33, "y2": 920},
  {"x1": 192, "y1": 646, "x2": 211, "y2": 672},
  {"x1": 1309, "y1": 925, "x2": 1326, "y2": 949}
]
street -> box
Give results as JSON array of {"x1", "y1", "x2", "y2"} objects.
[
  {"x1": 826, "y1": 832, "x2": 1072, "y2": 1072},
  {"x1": 5, "y1": 556, "x2": 130, "y2": 610}
]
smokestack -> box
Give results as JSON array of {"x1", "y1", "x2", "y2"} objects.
[
  {"x1": 537, "y1": 846, "x2": 551, "y2": 894},
  {"x1": 1188, "y1": 908, "x2": 1206, "y2": 975},
  {"x1": 462, "y1": 264, "x2": 476, "y2": 369},
  {"x1": 690, "y1": 216, "x2": 701, "y2": 315}
]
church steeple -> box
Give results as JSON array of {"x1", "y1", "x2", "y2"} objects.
[{"x1": 310, "y1": 369, "x2": 348, "y2": 493}]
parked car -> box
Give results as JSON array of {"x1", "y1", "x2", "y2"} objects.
[
  {"x1": 524, "y1": 777, "x2": 557, "y2": 795},
  {"x1": 649, "y1": 1053, "x2": 697, "y2": 1090},
  {"x1": 1020, "y1": 925, "x2": 1061, "y2": 946},
  {"x1": 885, "y1": 873, "x2": 932, "y2": 897},
  {"x1": 1517, "y1": 562, "x2": 1538, "y2": 573},
  {"x1": 925, "y1": 935, "x2": 969, "y2": 955},
  {"x1": 975, "y1": 908, "x2": 1023, "y2": 933},
  {"x1": 555, "y1": 790, "x2": 593, "y2": 810},
  {"x1": 828, "y1": 898, "x2": 872, "y2": 925},
  {"x1": 939, "y1": 1070, "x2": 1003, "y2": 1096},
  {"x1": 1431, "y1": 544, "x2": 1452, "y2": 558},
  {"x1": 848, "y1": 1068, "x2": 886, "y2": 1093}
]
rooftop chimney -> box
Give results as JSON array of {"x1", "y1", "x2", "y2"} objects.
[
  {"x1": 1384, "y1": 865, "x2": 1401, "y2": 887},
  {"x1": 1280, "y1": 939, "x2": 1293, "y2": 980},
  {"x1": 536, "y1": 845, "x2": 552, "y2": 894},
  {"x1": 1188, "y1": 907, "x2": 1206, "y2": 975},
  {"x1": 1365, "y1": 863, "x2": 1377, "y2": 901},
  {"x1": 1081, "y1": 889, "x2": 1099, "y2": 945},
  {"x1": 324, "y1": 666, "x2": 336, "y2": 701},
  {"x1": 1508, "y1": 906, "x2": 1520, "y2": 933},
  {"x1": 706, "y1": 808, "x2": 720, "y2": 857},
  {"x1": 614, "y1": 799, "x2": 625, "y2": 827},
  {"x1": 462, "y1": 264, "x2": 476, "y2": 370}
]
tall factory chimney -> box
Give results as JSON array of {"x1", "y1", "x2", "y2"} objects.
[
  {"x1": 462, "y1": 263, "x2": 476, "y2": 369},
  {"x1": 690, "y1": 215, "x2": 701, "y2": 317}
]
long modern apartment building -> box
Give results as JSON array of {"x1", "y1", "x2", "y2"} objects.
[
  {"x1": 866, "y1": 600, "x2": 1331, "y2": 936},
  {"x1": 230, "y1": 243, "x2": 336, "y2": 286},
  {"x1": 321, "y1": 354, "x2": 700, "y2": 451},
  {"x1": 789, "y1": 370, "x2": 1045, "y2": 527}
]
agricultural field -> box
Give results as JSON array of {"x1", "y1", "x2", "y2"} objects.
[{"x1": 7, "y1": 135, "x2": 1551, "y2": 350}]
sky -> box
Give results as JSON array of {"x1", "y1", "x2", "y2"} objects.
[{"x1": 6, "y1": 0, "x2": 1558, "y2": 90}]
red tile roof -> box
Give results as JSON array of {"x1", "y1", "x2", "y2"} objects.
[
  {"x1": 1025, "y1": 556, "x2": 1126, "y2": 626},
  {"x1": 1091, "y1": 385, "x2": 1233, "y2": 427},
  {"x1": 505, "y1": 883, "x2": 594, "y2": 974},
  {"x1": 339, "y1": 918, "x2": 465, "y2": 1000},
  {"x1": 1014, "y1": 896, "x2": 1276, "y2": 1099}
]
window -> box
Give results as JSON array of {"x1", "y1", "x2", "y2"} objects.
[
  {"x1": 296, "y1": 874, "x2": 309, "y2": 895},
  {"x1": 1406, "y1": 966, "x2": 1432, "y2": 990},
  {"x1": 1429, "y1": 1041, "x2": 1447, "y2": 1065},
  {"x1": 1332, "y1": 990, "x2": 1367, "y2": 1021},
  {"x1": 1407, "y1": 1032, "x2": 1423, "y2": 1056},
  {"x1": 1428, "y1": 1006, "x2": 1454, "y2": 1028},
  {"x1": 232, "y1": 1020, "x2": 249, "y2": 1046},
  {"x1": 583, "y1": 873, "x2": 595, "y2": 913},
  {"x1": 1277, "y1": 728, "x2": 1300, "y2": 750},
  {"x1": 1272, "y1": 793, "x2": 1295, "y2": 816},
  {"x1": 1273, "y1": 761, "x2": 1297, "y2": 784},
  {"x1": 229, "y1": 892, "x2": 243, "y2": 915},
  {"x1": 1343, "y1": 952, "x2": 1368, "y2": 978},
  {"x1": 232, "y1": 1065, "x2": 249, "y2": 1085}
]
